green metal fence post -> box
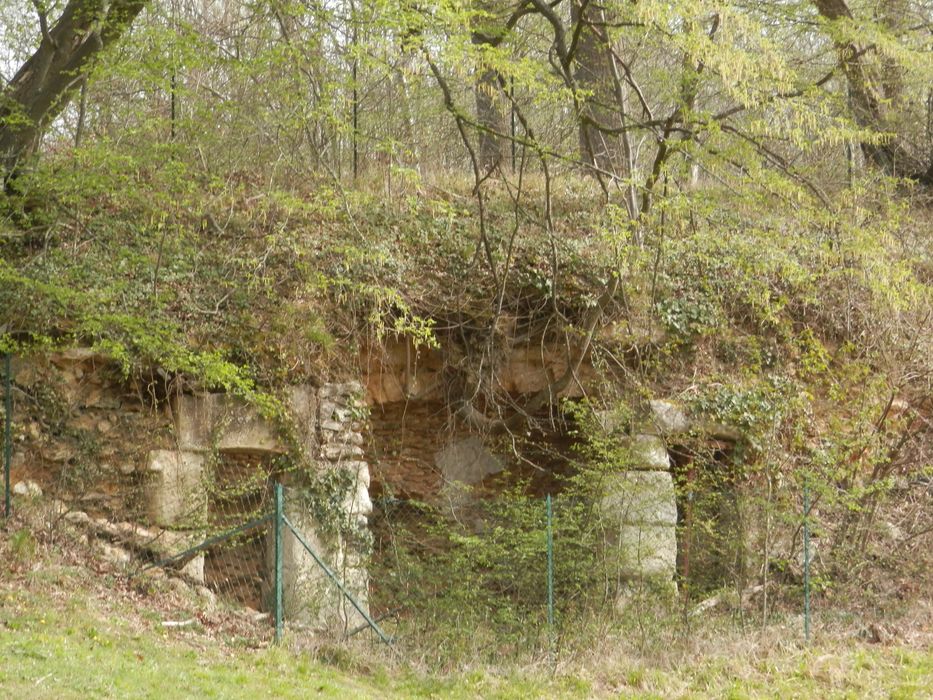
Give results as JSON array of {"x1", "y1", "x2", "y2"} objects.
[
  {"x1": 546, "y1": 494, "x2": 554, "y2": 640},
  {"x1": 4, "y1": 353, "x2": 11, "y2": 518},
  {"x1": 274, "y1": 482, "x2": 284, "y2": 644},
  {"x1": 803, "y1": 481, "x2": 811, "y2": 644}
]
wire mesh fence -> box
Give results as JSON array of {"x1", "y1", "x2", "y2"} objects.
[
  {"x1": 367, "y1": 488, "x2": 663, "y2": 661},
  {"x1": 3, "y1": 352, "x2": 11, "y2": 518},
  {"x1": 365, "y1": 480, "x2": 824, "y2": 662},
  {"x1": 139, "y1": 480, "x2": 390, "y2": 645}
]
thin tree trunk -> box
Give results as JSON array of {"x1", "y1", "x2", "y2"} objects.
[
  {"x1": 471, "y1": 35, "x2": 505, "y2": 170},
  {"x1": 0, "y1": 0, "x2": 149, "y2": 178}
]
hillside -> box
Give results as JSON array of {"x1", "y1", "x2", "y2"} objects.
[{"x1": 2, "y1": 0, "x2": 933, "y2": 692}]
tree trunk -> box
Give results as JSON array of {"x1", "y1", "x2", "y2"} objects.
[
  {"x1": 0, "y1": 0, "x2": 148, "y2": 179},
  {"x1": 813, "y1": 0, "x2": 929, "y2": 182},
  {"x1": 471, "y1": 19, "x2": 506, "y2": 171},
  {"x1": 572, "y1": 0, "x2": 619, "y2": 173}
]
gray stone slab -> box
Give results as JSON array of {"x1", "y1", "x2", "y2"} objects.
[
  {"x1": 435, "y1": 436, "x2": 504, "y2": 486},
  {"x1": 649, "y1": 399, "x2": 691, "y2": 435},
  {"x1": 602, "y1": 470, "x2": 678, "y2": 526},
  {"x1": 145, "y1": 450, "x2": 207, "y2": 527},
  {"x1": 628, "y1": 434, "x2": 671, "y2": 471},
  {"x1": 172, "y1": 394, "x2": 282, "y2": 453},
  {"x1": 605, "y1": 522, "x2": 677, "y2": 580},
  {"x1": 172, "y1": 388, "x2": 317, "y2": 455}
]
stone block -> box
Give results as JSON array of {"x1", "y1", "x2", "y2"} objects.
[
  {"x1": 180, "y1": 554, "x2": 206, "y2": 584},
  {"x1": 344, "y1": 461, "x2": 371, "y2": 489},
  {"x1": 172, "y1": 393, "x2": 284, "y2": 453},
  {"x1": 285, "y1": 385, "x2": 318, "y2": 455},
  {"x1": 318, "y1": 399, "x2": 338, "y2": 421},
  {"x1": 628, "y1": 434, "x2": 671, "y2": 471},
  {"x1": 322, "y1": 444, "x2": 364, "y2": 461},
  {"x1": 602, "y1": 470, "x2": 678, "y2": 526},
  {"x1": 98, "y1": 542, "x2": 132, "y2": 567},
  {"x1": 435, "y1": 436, "x2": 504, "y2": 486},
  {"x1": 331, "y1": 407, "x2": 353, "y2": 422},
  {"x1": 318, "y1": 382, "x2": 362, "y2": 400},
  {"x1": 13, "y1": 480, "x2": 42, "y2": 498},
  {"x1": 606, "y1": 523, "x2": 677, "y2": 580},
  {"x1": 343, "y1": 478, "x2": 373, "y2": 518},
  {"x1": 170, "y1": 387, "x2": 317, "y2": 455},
  {"x1": 649, "y1": 399, "x2": 691, "y2": 435},
  {"x1": 324, "y1": 431, "x2": 363, "y2": 447},
  {"x1": 146, "y1": 450, "x2": 206, "y2": 527}
]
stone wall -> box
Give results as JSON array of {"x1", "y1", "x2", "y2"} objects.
[
  {"x1": 8, "y1": 350, "x2": 174, "y2": 519},
  {"x1": 9, "y1": 350, "x2": 376, "y2": 631},
  {"x1": 8, "y1": 343, "x2": 741, "y2": 623},
  {"x1": 153, "y1": 382, "x2": 373, "y2": 631}
]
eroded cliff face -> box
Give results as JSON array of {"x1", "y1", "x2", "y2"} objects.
[
  {"x1": 360, "y1": 336, "x2": 592, "y2": 500},
  {"x1": 358, "y1": 337, "x2": 742, "y2": 589}
]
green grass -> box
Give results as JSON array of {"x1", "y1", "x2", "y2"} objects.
[
  {"x1": 0, "y1": 566, "x2": 572, "y2": 699},
  {"x1": 0, "y1": 560, "x2": 930, "y2": 699}
]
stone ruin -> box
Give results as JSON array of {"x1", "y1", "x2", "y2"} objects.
[
  {"x1": 361, "y1": 337, "x2": 740, "y2": 592},
  {"x1": 7, "y1": 343, "x2": 741, "y2": 629},
  {"x1": 7, "y1": 349, "x2": 375, "y2": 632},
  {"x1": 147, "y1": 382, "x2": 372, "y2": 631}
]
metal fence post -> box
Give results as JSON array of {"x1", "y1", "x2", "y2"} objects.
[
  {"x1": 274, "y1": 481, "x2": 284, "y2": 644},
  {"x1": 4, "y1": 353, "x2": 11, "y2": 518},
  {"x1": 803, "y1": 481, "x2": 811, "y2": 644},
  {"x1": 546, "y1": 494, "x2": 554, "y2": 641}
]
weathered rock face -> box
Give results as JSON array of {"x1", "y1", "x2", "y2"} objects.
[
  {"x1": 367, "y1": 400, "x2": 452, "y2": 498},
  {"x1": 361, "y1": 337, "x2": 596, "y2": 406},
  {"x1": 360, "y1": 347, "x2": 696, "y2": 589},
  {"x1": 12, "y1": 341, "x2": 743, "y2": 623}
]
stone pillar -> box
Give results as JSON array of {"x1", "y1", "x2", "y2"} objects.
[
  {"x1": 601, "y1": 468, "x2": 678, "y2": 581},
  {"x1": 145, "y1": 449, "x2": 207, "y2": 527},
  {"x1": 153, "y1": 384, "x2": 372, "y2": 629},
  {"x1": 600, "y1": 429, "x2": 679, "y2": 587},
  {"x1": 145, "y1": 449, "x2": 208, "y2": 582},
  {"x1": 268, "y1": 380, "x2": 373, "y2": 633},
  {"x1": 320, "y1": 382, "x2": 372, "y2": 628}
]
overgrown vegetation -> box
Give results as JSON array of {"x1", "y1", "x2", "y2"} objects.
[{"x1": 1, "y1": 0, "x2": 932, "y2": 688}]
